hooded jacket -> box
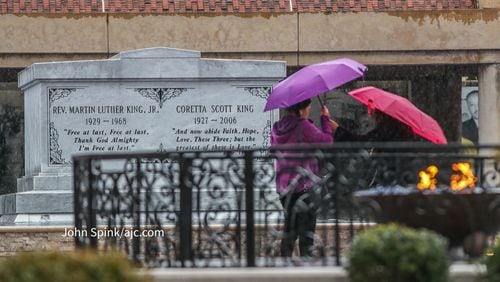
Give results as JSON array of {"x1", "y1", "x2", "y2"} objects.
[{"x1": 271, "y1": 115, "x2": 333, "y2": 194}]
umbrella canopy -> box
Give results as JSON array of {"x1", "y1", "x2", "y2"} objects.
[
  {"x1": 348, "y1": 86, "x2": 447, "y2": 144},
  {"x1": 264, "y1": 58, "x2": 367, "y2": 111}
]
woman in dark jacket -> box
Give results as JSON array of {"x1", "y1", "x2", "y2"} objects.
[
  {"x1": 334, "y1": 109, "x2": 416, "y2": 142},
  {"x1": 333, "y1": 109, "x2": 418, "y2": 188}
]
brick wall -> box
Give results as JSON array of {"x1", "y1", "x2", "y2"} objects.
[
  {"x1": 0, "y1": 227, "x2": 74, "y2": 257},
  {"x1": 0, "y1": 224, "x2": 366, "y2": 257}
]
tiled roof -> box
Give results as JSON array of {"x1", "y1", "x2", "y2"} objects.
[{"x1": 0, "y1": 0, "x2": 478, "y2": 14}]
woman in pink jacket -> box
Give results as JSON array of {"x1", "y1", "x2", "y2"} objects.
[{"x1": 271, "y1": 98, "x2": 337, "y2": 257}]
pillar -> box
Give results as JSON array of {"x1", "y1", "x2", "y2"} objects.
[{"x1": 478, "y1": 64, "x2": 500, "y2": 144}]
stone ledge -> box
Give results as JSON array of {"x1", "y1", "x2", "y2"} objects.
[
  {"x1": 145, "y1": 267, "x2": 349, "y2": 282},
  {"x1": 0, "y1": 223, "x2": 361, "y2": 256},
  {"x1": 143, "y1": 264, "x2": 485, "y2": 282},
  {"x1": 0, "y1": 225, "x2": 73, "y2": 233},
  {"x1": 0, "y1": 228, "x2": 74, "y2": 256}
]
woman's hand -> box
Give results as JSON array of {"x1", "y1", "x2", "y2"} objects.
[
  {"x1": 330, "y1": 119, "x2": 339, "y2": 132},
  {"x1": 321, "y1": 106, "x2": 330, "y2": 117}
]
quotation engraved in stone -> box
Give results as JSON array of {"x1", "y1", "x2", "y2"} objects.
[
  {"x1": 48, "y1": 88, "x2": 77, "y2": 104},
  {"x1": 242, "y1": 86, "x2": 272, "y2": 100},
  {"x1": 134, "y1": 88, "x2": 189, "y2": 108},
  {"x1": 49, "y1": 122, "x2": 67, "y2": 165}
]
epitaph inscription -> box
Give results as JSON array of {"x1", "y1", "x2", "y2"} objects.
[{"x1": 47, "y1": 85, "x2": 273, "y2": 166}]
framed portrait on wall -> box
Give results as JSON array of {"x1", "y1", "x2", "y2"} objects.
[{"x1": 461, "y1": 86, "x2": 479, "y2": 144}]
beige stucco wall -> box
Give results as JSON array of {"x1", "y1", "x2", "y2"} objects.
[
  {"x1": 479, "y1": 0, "x2": 500, "y2": 8},
  {"x1": 0, "y1": 14, "x2": 108, "y2": 67},
  {"x1": 0, "y1": 14, "x2": 107, "y2": 53},
  {"x1": 298, "y1": 10, "x2": 500, "y2": 65},
  {"x1": 300, "y1": 11, "x2": 500, "y2": 52},
  {"x1": 0, "y1": 10, "x2": 498, "y2": 67},
  {"x1": 108, "y1": 14, "x2": 298, "y2": 54},
  {"x1": 108, "y1": 13, "x2": 299, "y2": 64}
]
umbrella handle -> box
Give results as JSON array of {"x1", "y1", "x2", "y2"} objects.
[{"x1": 316, "y1": 96, "x2": 325, "y2": 107}]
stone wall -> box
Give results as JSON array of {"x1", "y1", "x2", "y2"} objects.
[
  {"x1": 0, "y1": 224, "x2": 361, "y2": 258},
  {"x1": 0, "y1": 226, "x2": 74, "y2": 257}
]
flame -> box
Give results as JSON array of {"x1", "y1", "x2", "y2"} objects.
[
  {"x1": 417, "y1": 165, "x2": 438, "y2": 190},
  {"x1": 450, "y1": 162, "x2": 477, "y2": 191}
]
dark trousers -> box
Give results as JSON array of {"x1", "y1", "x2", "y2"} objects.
[{"x1": 280, "y1": 191, "x2": 317, "y2": 257}]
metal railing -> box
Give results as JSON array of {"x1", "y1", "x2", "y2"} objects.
[{"x1": 73, "y1": 143, "x2": 500, "y2": 267}]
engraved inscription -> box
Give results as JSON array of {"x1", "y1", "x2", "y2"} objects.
[{"x1": 47, "y1": 85, "x2": 276, "y2": 166}]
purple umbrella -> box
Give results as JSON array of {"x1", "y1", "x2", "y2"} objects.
[{"x1": 264, "y1": 58, "x2": 367, "y2": 111}]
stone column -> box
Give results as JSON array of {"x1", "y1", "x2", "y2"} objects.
[{"x1": 478, "y1": 64, "x2": 500, "y2": 144}]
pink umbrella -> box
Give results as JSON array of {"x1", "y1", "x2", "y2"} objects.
[
  {"x1": 348, "y1": 86, "x2": 447, "y2": 144},
  {"x1": 264, "y1": 58, "x2": 367, "y2": 111}
]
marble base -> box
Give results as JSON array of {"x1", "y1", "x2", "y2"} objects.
[
  {"x1": 0, "y1": 213, "x2": 74, "y2": 226},
  {"x1": 0, "y1": 178, "x2": 74, "y2": 225},
  {"x1": 17, "y1": 174, "x2": 72, "y2": 192}
]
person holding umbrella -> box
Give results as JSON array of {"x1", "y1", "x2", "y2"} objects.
[
  {"x1": 334, "y1": 108, "x2": 417, "y2": 142},
  {"x1": 333, "y1": 87, "x2": 447, "y2": 188},
  {"x1": 265, "y1": 58, "x2": 366, "y2": 257},
  {"x1": 344, "y1": 86, "x2": 447, "y2": 144},
  {"x1": 271, "y1": 98, "x2": 338, "y2": 257}
]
